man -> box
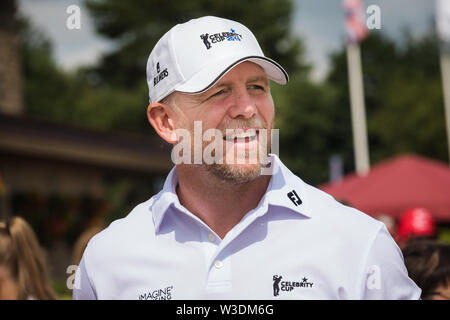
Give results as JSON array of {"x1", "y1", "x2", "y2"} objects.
[{"x1": 73, "y1": 16, "x2": 420, "y2": 300}]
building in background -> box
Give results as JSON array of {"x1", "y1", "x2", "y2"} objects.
[
  {"x1": 0, "y1": 0, "x2": 173, "y2": 284},
  {"x1": 0, "y1": 113, "x2": 172, "y2": 280}
]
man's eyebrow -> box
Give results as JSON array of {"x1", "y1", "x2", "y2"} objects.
[
  {"x1": 194, "y1": 75, "x2": 269, "y2": 100},
  {"x1": 194, "y1": 82, "x2": 230, "y2": 100},
  {"x1": 246, "y1": 76, "x2": 269, "y2": 84},
  {"x1": 212, "y1": 76, "x2": 269, "y2": 89}
]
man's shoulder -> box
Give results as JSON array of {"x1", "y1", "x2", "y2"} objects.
[
  {"x1": 84, "y1": 198, "x2": 156, "y2": 257},
  {"x1": 280, "y1": 163, "x2": 383, "y2": 236},
  {"x1": 313, "y1": 183, "x2": 381, "y2": 228}
]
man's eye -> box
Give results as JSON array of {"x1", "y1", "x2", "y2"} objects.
[
  {"x1": 249, "y1": 85, "x2": 265, "y2": 91},
  {"x1": 211, "y1": 89, "x2": 227, "y2": 98}
]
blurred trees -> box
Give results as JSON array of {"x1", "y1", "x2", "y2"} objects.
[
  {"x1": 273, "y1": 29, "x2": 447, "y2": 185},
  {"x1": 18, "y1": 1, "x2": 448, "y2": 185},
  {"x1": 21, "y1": 0, "x2": 306, "y2": 135},
  {"x1": 325, "y1": 31, "x2": 447, "y2": 170},
  {"x1": 19, "y1": 16, "x2": 153, "y2": 134},
  {"x1": 84, "y1": 0, "x2": 308, "y2": 88},
  {"x1": 20, "y1": 18, "x2": 81, "y2": 123}
]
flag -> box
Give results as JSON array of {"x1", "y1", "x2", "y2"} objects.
[
  {"x1": 343, "y1": 0, "x2": 368, "y2": 43},
  {"x1": 437, "y1": 0, "x2": 450, "y2": 43}
]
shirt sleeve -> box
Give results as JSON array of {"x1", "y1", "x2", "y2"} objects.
[
  {"x1": 72, "y1": 254, "x2": 97, "y2": 300},
  {"x1": 361, "y1": 224, "x2": 421, "y2": 300}
]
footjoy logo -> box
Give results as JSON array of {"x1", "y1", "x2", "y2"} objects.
[
  {"x1": 287, "y1": 190, "x2": 302, "y2": 206},
  {"x1": 200, "y1": 28, "x2": 243, "y2": 49},
  {"x1": 273, "y1": 275, "x2": 313, "y2": 296},
  {"x1": 139, "y1": 286, "x2": 173, "y2": 300}
]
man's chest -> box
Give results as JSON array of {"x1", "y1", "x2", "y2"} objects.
[{"x1": 95, "y1": 237, "x2": 359, "y2": 300}]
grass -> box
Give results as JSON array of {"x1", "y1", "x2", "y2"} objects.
[{"x1": 51, "y1": 279, "x2": 72, "y2": 300}]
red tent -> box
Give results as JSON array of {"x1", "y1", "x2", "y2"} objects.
[{"x1": 319, "y1": 154, "x2": 450, "y2": 222}]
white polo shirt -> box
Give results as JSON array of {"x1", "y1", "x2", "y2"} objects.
[{"x1": 73, "y1": 155, "x2": 421, "y2": 300}]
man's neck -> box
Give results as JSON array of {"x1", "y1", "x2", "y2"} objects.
[{"x1": 175, "y1": 165, "x2": 271, "y2": 239}]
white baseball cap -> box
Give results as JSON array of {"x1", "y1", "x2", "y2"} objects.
[{"x1": 146, "y1": 16, "x2": 289, "y2": 103}]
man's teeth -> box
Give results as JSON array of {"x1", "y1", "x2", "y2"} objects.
[{"x1": 224, "y1": 130, "x2": 258, "y2": 141}]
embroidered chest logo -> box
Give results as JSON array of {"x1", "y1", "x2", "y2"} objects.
[
  {"x1": 272, "y1": 275, "x2": 313, "y2": 296},
  {"x1": 287, "y1": 190, "x2": 302, "y2": 206},
  {"x1": 200, "y1": 28, "x2": 243, "y2": 50},
  {"x1": 138, "y1": 285, "x2": 173, "y2": 300},
  {"x1": 153, "y1": 61, "x2": 169, "y2": 86}
]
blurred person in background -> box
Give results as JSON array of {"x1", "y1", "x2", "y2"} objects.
[
  {"x1": 0, "y1": 216, "x2": 57, "y2": 300},
  {"x1": 72, "y1": 226, "x2": 103, "y2": 267},
  {"x1": 396, "y1": 207, "x2": 436, "y2": 248},
  {"x1": 402, "y1": 239, "x2": 450, "y2": 300},
  {"x1": 375, "y1": 214, "x2": 397, "y2": 238}
]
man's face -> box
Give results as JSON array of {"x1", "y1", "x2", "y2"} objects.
[{"x1": 170, "y1": 61, "x2": 275, "y2": 183}]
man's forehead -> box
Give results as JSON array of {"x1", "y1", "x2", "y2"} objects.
[
  {"x1": 200, "y1": 63, "x2": 268, "y2": 91},
  {"x1": 167, "y1": 62, "x2": 269, "y2": 104},
  {"x1": 219, "y1": 61, "x2": 268, "y2": 82}
]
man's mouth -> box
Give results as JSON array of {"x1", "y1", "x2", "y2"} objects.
[{"x1": 223, "y1": 129, "x2": 259, "y2": 143}]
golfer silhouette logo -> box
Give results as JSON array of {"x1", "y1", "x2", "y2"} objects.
[
  {"x1": 200, "y1": 33, "x2": 211, "y2": 49},
  {"x1": 273, "y1": 275, "x2": 282, "y2": 296}
]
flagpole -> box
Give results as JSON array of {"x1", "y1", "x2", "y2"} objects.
[
  {"x1": 436, "y1": 0, "x2": 450, "y2": 164},
  {"x1": 440, "y1": 51, "x2": 450, "y2": 164},
  {"x1": 346, "y1": 42, "x2": 370, "y2": 175}
]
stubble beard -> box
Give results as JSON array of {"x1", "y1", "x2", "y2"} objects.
[
  {"x1": 205, "y1": 150, "x2": 269, "y2": 184},
  {"x1": 204, "y1": 120, "x2": 272, "y2": 184}
]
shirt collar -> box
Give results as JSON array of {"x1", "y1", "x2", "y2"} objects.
[
  {"x1": 149, "y1": 154, "x2": 312, "y2": 233},
  {"x1": 150, "y1": 166, "x2": 180, "y2": 232},
  {"x1": 261, "y1": 154, "x2": 312, "y2": 218}
]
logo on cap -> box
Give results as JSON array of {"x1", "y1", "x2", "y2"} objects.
[
  {"x1": 153, "y1": 61, "x2": 169, "y2": 87},
  {"x1": 199, "y1": 28, "x2": 243, "y2": 50}
]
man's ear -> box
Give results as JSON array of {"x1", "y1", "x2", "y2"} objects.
[{"x1": 147, "y1": 102, "x2": 178, "y2": 144}]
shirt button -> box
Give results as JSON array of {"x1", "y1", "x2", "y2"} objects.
[
  {"x1": 208, "y1": 233, "x2": 216, "y2": 242},
  {"x1": 214, "y1": 260, "x2": 223, "y2": 269}
]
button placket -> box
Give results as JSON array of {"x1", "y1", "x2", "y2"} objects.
[
  {"x1": 206, "y1": 254, "x2": 231, "y2": 293},
  {"x1": 198, "y1": 227, "x2": 221, "y2": 275},
  {"x1": 208, "y1": 233, "x2": 216, "y2": 243}
]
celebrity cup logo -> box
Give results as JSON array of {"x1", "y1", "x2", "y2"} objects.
[
  {"x1": 200, "y1": 33, "x2": 211, "y2": 49},
  {"x1": 273, "y1": 275, "x2": 283, "y2": 296},
  {"x1": 200, "y1": 28, "x2": 243, "y2": 49},
  {"x1": 272, "y1": 274, "x2": 314, "y2": 297}
]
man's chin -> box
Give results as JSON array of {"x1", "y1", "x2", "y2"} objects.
[{"x1": 206, "y1": 163, "x2": 263, "y2": 184}]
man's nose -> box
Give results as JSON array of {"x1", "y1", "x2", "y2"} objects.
[{"x1": 227, "y1": 89, "x2": 257, "y2": 119}]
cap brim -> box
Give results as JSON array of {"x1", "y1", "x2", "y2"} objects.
[{"x1": 174, "y1": 55, "x2": 289, "y2": 94}]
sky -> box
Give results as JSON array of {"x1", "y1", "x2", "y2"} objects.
[{"x1": 18, "y1": 0, "x2": 436, "y2": 81}]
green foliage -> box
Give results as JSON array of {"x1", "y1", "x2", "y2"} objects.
[
  {"x1": 19, "y1": 17, "x2": 79, "y2": 122},
  {"x1": 21, "y1": 0, "x2": 307, "y2": 136},
  {"x1": 19, "y1": 2, "x2": 448, "y2": 186},
  {"x1": 271, "y1": 74, "x2": 344, "y2": 185},
  {"x1": 70, "y1": 75, "x2": 152, "y2": 133},
  {"x1": 326, "y1": 30, "x2": 448, "y2": 172},
  {"x1": 51, "y1": 279, "x2": 72, "y2": 300},
  {"x1": 438, "y1": 227, "x2": 450, "y2": 244},
  {"x1": 18, "y1": 17, "x2": 153, "y2": 134}
]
